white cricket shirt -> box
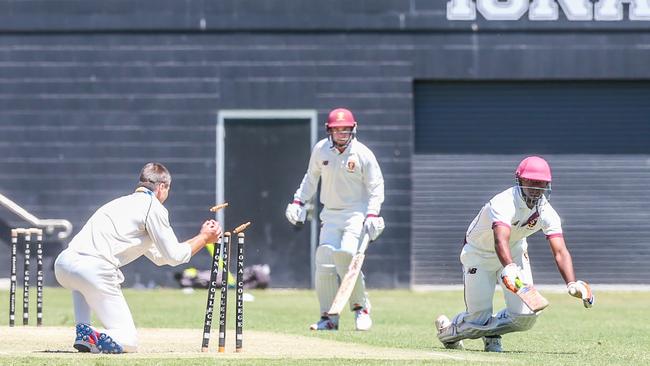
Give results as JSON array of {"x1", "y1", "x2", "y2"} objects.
[
  {"x1": 66, "y1": 189, "x2": 191, "y2": 268},
  {"x1": 465, "y1": 186, "x2": 563, "y2": 252},
  {"x1": 294, "y1": 138, "x2": 384, "y2": 215}
]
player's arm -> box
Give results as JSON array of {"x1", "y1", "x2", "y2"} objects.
[
  {"x1": 362, "y1": 149, "x2": 385, "y2": 240},
  {"x1": 547, "y1": 235, "x2": 575, "y2": 284},
  {"x1": 294, "y1": 144, "x2": 322, "y2": 203},
  {"x1": 493, "y1": 224, "x2": 514, "y2": 267},
  {"x1": 145, "y1": 201, "x2": 219, "y2": 266},
  {"x1": 493, "y1": 224, "x2": 526, "y2": 292},
  {"x1": 548, "y1": 235, "x2": 595, "y2": 308},
  {"x1": 286, "y1": 144, "x2": 322, "y2": 225},
  {"x1": 362, "y1": 149, "x2": 384, "y2": 216},
  {"x1": 186, "y1": 220, "x2": 222, "y2": 256},
  {"x1": 541, "y1": 207, "x2": 594, "y2": 307}
]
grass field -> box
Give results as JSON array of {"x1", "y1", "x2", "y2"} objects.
[{"x1": 0, "y1": 287, "x2": 648, "y2": 365}]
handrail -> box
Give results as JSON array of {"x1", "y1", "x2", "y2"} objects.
[{"x1": 0, "y1": 192, "x2": 73, "y2": 240}]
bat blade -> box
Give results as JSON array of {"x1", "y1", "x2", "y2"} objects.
[
  {"x1": 516, "y1": 285, "x2": 549, "y2": 313},
  {"x1": 327, "y1": 253, "x2": 365, "y2": 316},
  {"x1": 327, "y1": 232, "x2": 371, "y2": 316}
]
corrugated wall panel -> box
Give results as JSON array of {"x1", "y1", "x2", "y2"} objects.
[{"x1": 413, "y1": 82, "x2": 650, "y2": 285}]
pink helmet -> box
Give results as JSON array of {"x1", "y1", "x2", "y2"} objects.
[
  {"x1": 515, "y1": 156, "x2": 552, "y2": 182},
  {"x1": 326, "y1": 108, "x2": 357, "y2": 128}
]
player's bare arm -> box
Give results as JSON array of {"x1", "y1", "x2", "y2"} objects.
[
  {"x1": 493, "y1": 224, "x2": 513, "y2": 266},
  {"x1": 547, "y1": 235, "x2": 576, "y2": 284}
]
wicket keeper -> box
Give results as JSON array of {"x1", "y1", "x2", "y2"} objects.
[{"x1": 54, "y1": 162, "x2": 222, "y2": 353}]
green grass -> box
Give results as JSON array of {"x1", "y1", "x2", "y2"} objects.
[{"x1": 1, "y1": 287, "x2": 649, "y2": 365}]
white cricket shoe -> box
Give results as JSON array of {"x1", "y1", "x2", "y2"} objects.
[
  {"x1": 435, "y1": 315, "x2": 464, "y2": 350},
  {"x1": 309, "y1": 316, "x2": 338, "y2": 331},
  {"x1": 354, "y1": 308, "x2": 372, "y2": 331},
  {"x1": 483, "y1": 335, "x2": 503, "y2": 352}
]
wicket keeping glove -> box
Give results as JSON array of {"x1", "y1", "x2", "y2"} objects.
[
  {"x1": 363, "y1": 215, "x2": 385, "y2": 241},
  {"x1": 500, "y1": 263, "x2": 526, "y2": 293},
  {"x1": 285, "y1": 200, "x2": 307, "y2": 226},
  {"x1": 567, "y1": 280, "x2": 594, "y2": 308}
]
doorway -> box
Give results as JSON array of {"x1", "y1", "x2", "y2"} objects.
[{"x1": 216, "y1": 110, "x2": 318, "y2": 288}]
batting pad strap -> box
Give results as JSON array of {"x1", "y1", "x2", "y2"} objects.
[{"x1": 292, "y1": 199, "x2": 305, "y2": 206}]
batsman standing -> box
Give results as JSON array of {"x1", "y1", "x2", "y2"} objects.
[
  {"x1": 285, "y1": 107, "x2": 385, "y2": 331},
  {"x1": 54, "y1": 162, "x2": 222, "y2": 353},
  {"x1": 436, "y1": 156, "x2": 594, "y2": 352}
]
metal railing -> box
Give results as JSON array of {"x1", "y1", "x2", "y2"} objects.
[{"x1": 0, "y1": 192, "x2": 73, "y2": 240}]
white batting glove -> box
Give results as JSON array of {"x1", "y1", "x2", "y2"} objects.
[
  {"x1": 567, "y1": 280, "x2": 594, "y2": 308},
  {"x1": 500, "y1": 263, "x2": 525, "y2": 293},
  {"x1": 285, "y1": 200, "x2": 307, "y2": 226},
  {"x1": 363, "y1": 215, "x2": 385, "y2": 241}
]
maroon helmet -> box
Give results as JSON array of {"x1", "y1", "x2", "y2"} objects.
[{"x1": 326, "y1": 108, "x2": 357, "y2": 148}]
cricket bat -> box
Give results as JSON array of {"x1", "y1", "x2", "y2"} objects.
[
  {"x1": 327, "y1": 231, "x2": 371, "y2": 316},
  {"x1": 512, "y1": 279, "x2": 549, "y2": 313}
]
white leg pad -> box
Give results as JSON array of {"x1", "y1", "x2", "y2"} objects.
[
  {"x1": 439, "y1": 309, "x2": 538, "y2": 343},
  {"x1": 315, "y1": 245, "x2": 340, "y2": 314}
]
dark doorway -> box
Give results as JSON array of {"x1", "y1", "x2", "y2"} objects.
[{"x1": 217, "y1": 111, "x2": 317, "y2": 288}]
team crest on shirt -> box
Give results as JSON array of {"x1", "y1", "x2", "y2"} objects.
[
  {"x1": 322, "y1": 160, "x2": 329, "y2": 166},
  {"x1": 521, "y1": 211, "x2": 540, "y2": 229},
  {"x1": 346, "y1": 160, "x2": 356, "y2": 172}
]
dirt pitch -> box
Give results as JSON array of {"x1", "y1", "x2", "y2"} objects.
[{"x1": 0, "y1": 326, "x2": 488, "y2": 361}]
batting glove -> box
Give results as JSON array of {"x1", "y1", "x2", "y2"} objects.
[
  {"x1": 567, "y1": 280, "x2": 594, "y2": 308},
  {"x1": 285, "y1": 200, "x2": 307, "y2": 226},
  {"x1": 500, "y1": 263, "x2": 525, "y2": 293},
  {"x1": 363, "y1": 214, "x2": 385, "y2": 241}
]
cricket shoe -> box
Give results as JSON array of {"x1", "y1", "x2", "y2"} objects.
[
  {"x1": 435, "y1": 315, "x2": 464, "y2": 350},
  {"x1": 483, "y1": 335, "x2": 503, "y2": 352},
  {"x1": 74, "y1": 323, "x2": 99, "y2": 353},
  {"x1": 354, "y1": 306, "x2": 372, "y2": 331},
  {"x1": 73, "y1": 324, "x2": 124, "y2": 354},
  {"x1": 95, "y1": 332, "x2": 124, "y2": 354},
  {"x1": 309, "y1": 315, "x2": 339, "y2": 331}
]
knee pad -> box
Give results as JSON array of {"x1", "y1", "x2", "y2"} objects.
[
  {"x1": 315, "y1": 245, "x2": 336, "y2": 268},
  {"x1": 331, "y1": 250, "x2": 353, "y2": 277}
]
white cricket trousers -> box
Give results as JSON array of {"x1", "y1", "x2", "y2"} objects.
[
  {"x1": 54, "y1": 249, "x2": 138, "y2": 352},
  {"x1": 451, "y1": 241, "x2": 536, "y2": 335}
]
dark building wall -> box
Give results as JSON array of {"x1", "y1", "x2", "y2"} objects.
[{"x1": 0, "y1": 1, "x2": 649, "y2": 287}]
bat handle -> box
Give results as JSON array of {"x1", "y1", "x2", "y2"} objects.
[{"x1": 357, "y1": 231, "x2": 371, "y2": 255}]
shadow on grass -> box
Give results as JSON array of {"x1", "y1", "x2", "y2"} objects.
[
  {"x1": 432, "y1": 346, "x2": 577, "y2": 355},
  {"x1": 37, "y1": 350, "x2": 77, "y2": 354}
]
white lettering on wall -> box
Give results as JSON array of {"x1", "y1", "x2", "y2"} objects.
[
  {"x1": 477, "y1": 0, "x2": 528, "y2": 20},
  {"x1": 595, "y1": 0, "x2": 650, "y2": 20},
  {"x1": 447, "y1": 0, "x2": 476, "y2": 20},
  {"x1": 447, "y1": 0, "x2": 650, "y2": 20}
]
